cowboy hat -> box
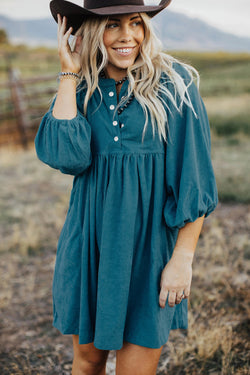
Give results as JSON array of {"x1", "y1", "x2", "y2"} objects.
[{"x1": 50, "y1": 0, "x2": 172, "y2": 34}]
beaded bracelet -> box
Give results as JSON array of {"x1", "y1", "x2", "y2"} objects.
[{"x1": 58, "y1": 72, "x2": 80, "y2": 82}]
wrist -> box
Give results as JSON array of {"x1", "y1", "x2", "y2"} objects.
[
  {"x1": 58, "y1": 71, "x2": 80, "y2": 80},
  {"x1": 61, "y1": 65, "x2": 81, "y2": 75},
  {"x1": 172, "y1": 247, "x2": 194, "y2": 263},
  {"x1": 57, "y1": 72, "x2": 80, "y2": 86},
  {"x1": 58, "y1": 79, "x2": 77, "y2": 87}
]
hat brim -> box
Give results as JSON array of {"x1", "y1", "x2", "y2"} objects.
[{"x1": 50, "y1": 0, "x2": 171, "y2": 34}]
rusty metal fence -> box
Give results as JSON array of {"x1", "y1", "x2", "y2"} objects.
[{"x1": 0, "y1": 68, "x2": 57, "y2": 148}]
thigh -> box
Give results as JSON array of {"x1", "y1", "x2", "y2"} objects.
[
  {"x1": 72, "y1": 335, "x2": 109, "y2": 363},
  {"x1": 116, "y1": 341, "x2": 163, "y2": 375}
]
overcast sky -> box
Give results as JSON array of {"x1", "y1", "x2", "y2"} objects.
[{"x1": 0, "y1": 0, "x2": 250, "y2": 38}]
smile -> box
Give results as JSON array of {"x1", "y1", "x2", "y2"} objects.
[{"x1": 113, "y1": 47, "x2": 136, "y2": 56}]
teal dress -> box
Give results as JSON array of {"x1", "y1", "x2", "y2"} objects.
[{"x1": 35, "y1": 63, "x2": 218, "y2": 350}]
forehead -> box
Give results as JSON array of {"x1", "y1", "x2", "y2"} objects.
[{"x1": 108, "y1": 13, "x2": 142, "y2": 20}]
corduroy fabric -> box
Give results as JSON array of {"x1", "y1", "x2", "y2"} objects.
[{"x1": 35, "y1": 63, "x2": 218, "y2": 350}]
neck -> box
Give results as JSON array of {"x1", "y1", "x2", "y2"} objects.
[{"x1": 104, "y1": 67, "x2": 128, "y2": 82}]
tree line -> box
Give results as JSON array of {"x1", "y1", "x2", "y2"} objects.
[{"x1": 0, "y1": 29, "x2": 9, "y2": 44}]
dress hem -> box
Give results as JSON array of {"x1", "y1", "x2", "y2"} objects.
[{"x1": 52, "y1": 319, "x2": 188, "y2": 351}]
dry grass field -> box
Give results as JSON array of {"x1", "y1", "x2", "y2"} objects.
[
  {"x1": 0, "y1": 147, "x2": 249, "y2": 374},
  {"x1": 0, "y1": 48, "x2": 249, "y2": 373}
]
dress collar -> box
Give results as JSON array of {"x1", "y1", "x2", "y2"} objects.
[
  {"x1": 78, "y1": 76, "x2": 129, "y2": 93},
  {"x1": 98, "y1": 76, "x2": 129, "y2": 89}
]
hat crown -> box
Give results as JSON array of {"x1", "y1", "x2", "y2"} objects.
[{"x1": 84, "y1": 0, "x2": 145, "y2": 10}]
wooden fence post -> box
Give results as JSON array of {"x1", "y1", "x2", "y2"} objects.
[{"x1": 9, "y1": 67, "x2": 29, "y2": 149}]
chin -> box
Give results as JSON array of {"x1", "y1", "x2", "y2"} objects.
[
  {"x1": 117, "y1": 64, "x2": 134, "y2": 70},
  {"x1": 113, "y1": 59, "x2": 136, "y2": 70}
]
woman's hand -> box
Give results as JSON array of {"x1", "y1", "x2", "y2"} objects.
[
  {"x1": 159, "y1": 249, "x2": 193, "y2": 308},
  {"x1": 57, "y1": 14, "x2": 82, "y2": 73}
]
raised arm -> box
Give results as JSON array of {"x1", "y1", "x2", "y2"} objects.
[
  {"x1": 35, "y1": 15, "x2": 92, "y2": 176},
  {"x1": 53, "y1": 14, "x2": 82, "y2": 119}
]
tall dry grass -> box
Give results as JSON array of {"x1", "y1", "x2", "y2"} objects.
[
  {"x1": 0, "y1": 147, "x2": 249, "y2": 374},
  {"x1": 0, "y1": 49, "x2": 250, "y2": 373}
]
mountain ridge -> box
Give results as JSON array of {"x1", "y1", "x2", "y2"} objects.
[{"x1": 0, "y1": 11, "x2": 250, "y2": 52}]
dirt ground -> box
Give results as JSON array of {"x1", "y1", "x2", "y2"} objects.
[{"x1": 0, "y1": 148, "x2": 249, "y2": 374}]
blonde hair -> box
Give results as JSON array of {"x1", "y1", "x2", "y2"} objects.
[{"x1": 72, "y1": 13, "x2": 199, "y2": 142}]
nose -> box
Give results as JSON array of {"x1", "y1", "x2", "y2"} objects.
[{"x1": 118, "y1": 25, "x2": 132, "y2": 43}]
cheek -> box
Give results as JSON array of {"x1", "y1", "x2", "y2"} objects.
[
  {"x1": 103, "y1": 32, "x2": 110, "y2": 49},
  {"x1": 103, "y1": 30, "x2": 115, "y2": 50},
  {"x1": 137, "y1": 27, "x2": 145, "y2": 45}
]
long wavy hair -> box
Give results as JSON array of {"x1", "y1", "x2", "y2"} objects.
[{"x1": 72, "y1": 13, "x2": 199, "y2": 142}]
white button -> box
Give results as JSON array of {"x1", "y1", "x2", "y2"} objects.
[
  {"x1": 113, "y1": 121, "x2": 118, "y2": 126},
  {"x1": 109, "y1": 91, "x2": 114, "y2": 97},
  {"x1": 114, "y1": 136, "x2": 119, "y2": 142},
  {"x1": 121, "y1": 123, "x2": 125, "y2": 128},
  {"x1": 110, "y1": 104, "x2": 115, "y2": 110}
]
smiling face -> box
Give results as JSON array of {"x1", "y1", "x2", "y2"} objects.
[{"x1": 103, "y1": 13, "x2": 145, "y2": 81}]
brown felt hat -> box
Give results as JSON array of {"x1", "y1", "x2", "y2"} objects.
[{"x1": 50, "y1": 0, "x2": 172, "y2": 34}]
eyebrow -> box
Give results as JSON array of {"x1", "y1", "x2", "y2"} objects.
[{"x1": 109, "y1": 15, "x2": 141, "y2": 22}]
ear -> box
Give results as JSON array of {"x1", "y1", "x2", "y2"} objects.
[{"x1": 74, "y1": 35, "x2": 83, "y2": 54}]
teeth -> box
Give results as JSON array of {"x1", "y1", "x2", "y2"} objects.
[{"x1": 117, "y1": 48, "x2": 132, "y2": 53}]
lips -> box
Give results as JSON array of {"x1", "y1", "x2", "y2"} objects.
[{"x1": 113, "y1": 47, "x2": 136, "y2": 56}]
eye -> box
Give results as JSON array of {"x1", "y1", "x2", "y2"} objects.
[
  {"x1": 132, "y1": 21, "x2": 142, "y2": 26},
  {"x1": 106, "y1": 23, "x2": 119, "y2": 29}
]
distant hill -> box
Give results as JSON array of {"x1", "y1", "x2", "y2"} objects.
[
  {"x1": 154, "y1": 11, "x2": 250, "y2": 52},
  {"x1": 0, "y1": 11, "x2": 250, "y2": 52},
  {"x1": 0, "y1": 15, "x2": 57, "y2": 47}
]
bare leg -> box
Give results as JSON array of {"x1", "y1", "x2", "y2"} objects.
[
  {"x1": 116, "y1": 341, "x2": 163, "y2": 375},
  {"x1": 72, "y1": 335, "x2": 109, "y2": 375}
]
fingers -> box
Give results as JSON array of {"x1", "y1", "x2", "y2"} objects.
[
  {"x1": 183, "y1": 287, "x2": 190, "y2": 299},
  {"x1": 175, "y1": 291, "x2": 185, "y2": 304},
  {"x1": 159, "y1": 259, "x2": 192, "y2": 308},
  {"x1": 57, "y1": 14, "x2": 73, "y2": 45},
  {"x1": 57, "y1": 13, "x2": 63, "y2": 41},
  {"x1": 168, "y1": 290, "x2": 177, "y2": 307},
  {"x1": 159, "y1": 287, "x2": 188, "y2": 308},
  {"x1": 56, "y1": 13, "x2": 81, "y2": 73},
  {"x1": 74, "y1": 35, "x2": 83, "y2": 55},
  {"x1": 159, "y1": 287, "x2": 181, "y2": 308},
  {"x1": 159, "y1": 286, "x2": 168, "y2": 308}
]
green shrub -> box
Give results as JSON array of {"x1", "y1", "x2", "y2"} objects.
[{"x1": 209, "y1": 114, "x2": 250, "y2": 136}]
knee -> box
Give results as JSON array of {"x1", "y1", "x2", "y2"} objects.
[
  {"x1": 73, "y1": 356, "x2": 107, "y2": 374},
  {"x1": 72, "y1": 337, "x2": 109, "y2": 375},
  {"x1": 73, "y1": 351, "x2": 108, "y2": 375}
]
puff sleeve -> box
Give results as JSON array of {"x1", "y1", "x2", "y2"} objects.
[
  {"x1": 35, "y1": 94, "x2": 92, "y2": 176},
  {"x1": 163, "y1": 66, "x2": 218, "y2": 229}
]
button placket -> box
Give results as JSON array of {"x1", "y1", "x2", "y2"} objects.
[
  {"x1": 118, "y1": 82, "x2": 130, "y2": 132},
  {"x1": 107, "y1": 87, "x2": 121, "y2": 147},
  {"x1": 112, "y1": 116, "x2": 121, "y2": 144}
]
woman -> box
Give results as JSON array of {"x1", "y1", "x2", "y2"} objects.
[{"x1": 35, "y1": 0, "x2": 218, "y2": 374}]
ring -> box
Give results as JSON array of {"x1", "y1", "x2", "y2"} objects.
[
  {"x1": 178, "y1": 293, "x2": 184, "y2": 300},
  {"x1": 175, "y1": 293, "x2": 184, "y2": 305}
]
